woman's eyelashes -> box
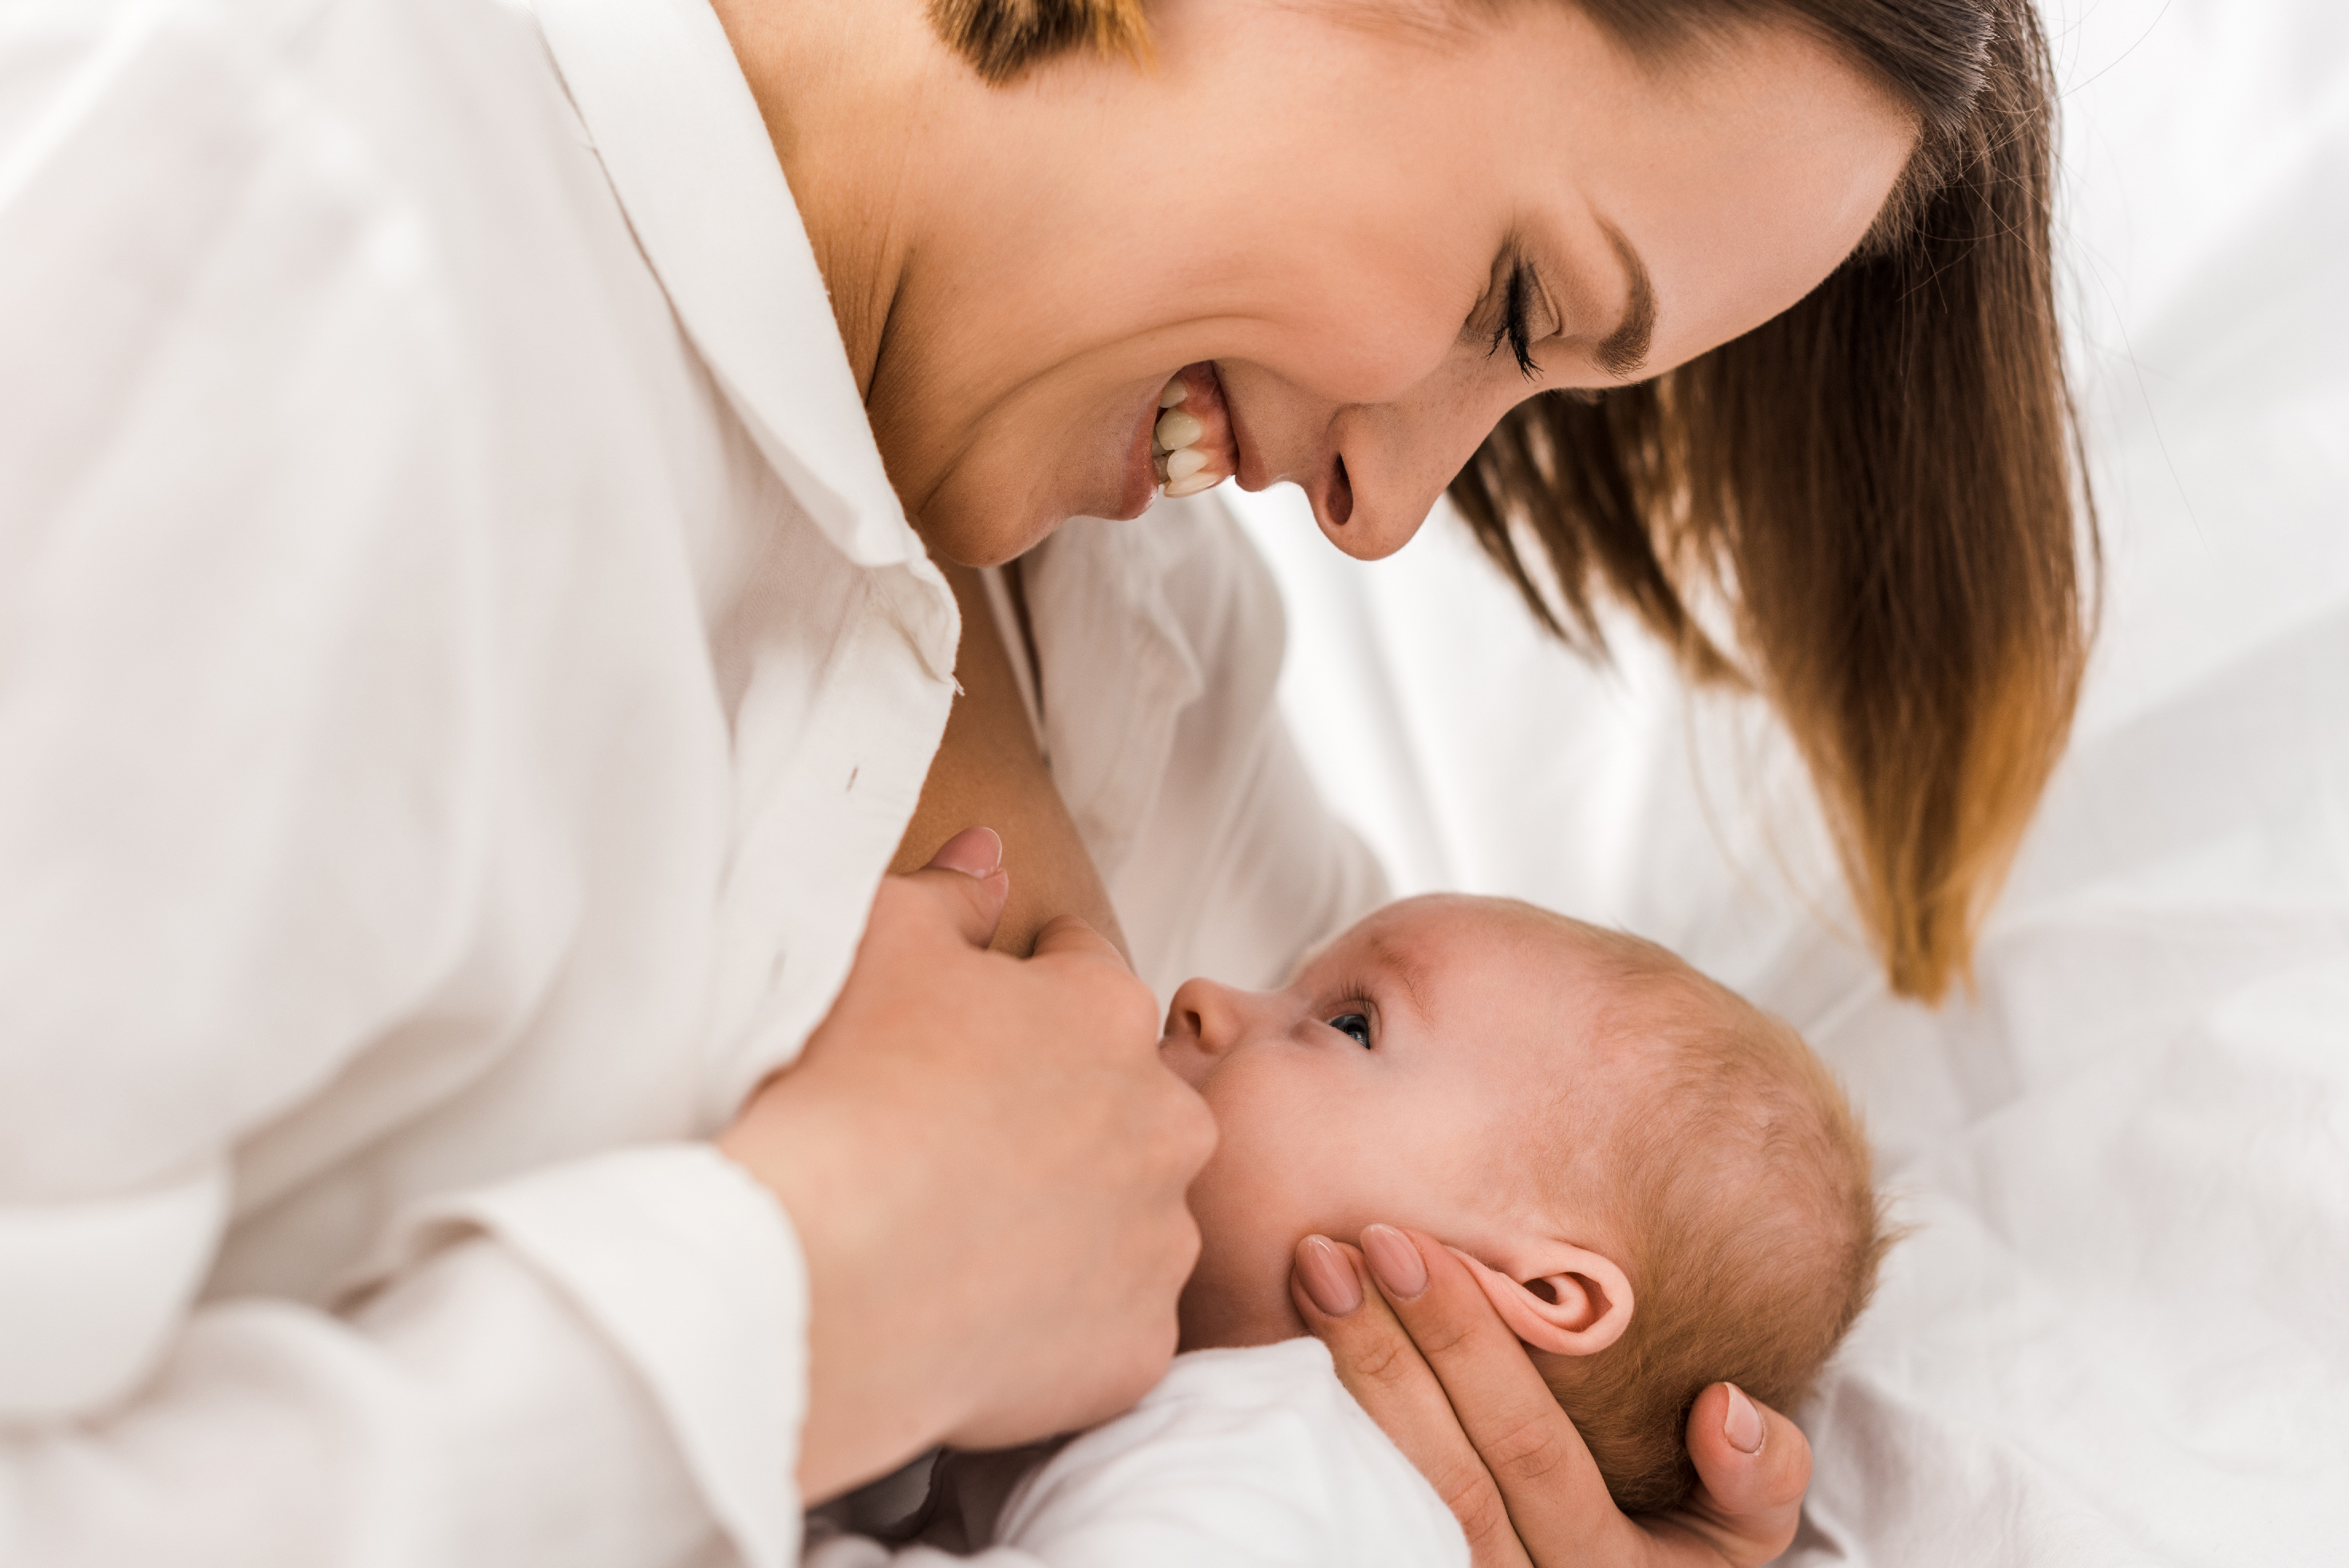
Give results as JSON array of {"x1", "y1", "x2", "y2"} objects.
[{"x1": 1478, "y1": 254, "x2": 1544, "y2": 380}]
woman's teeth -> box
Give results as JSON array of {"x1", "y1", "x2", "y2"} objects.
[
  {"x1": 1151, "y1": 376, "x2": 1226, "y2": 499},
  {"x1": 1155, "y1": 409, "x2": 1205, "y2": 449}
]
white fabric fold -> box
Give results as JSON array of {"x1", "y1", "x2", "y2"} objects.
[
  {"x1": 1030, "y1": 503, "x2": 1390, "y2": 998},
  {"x1": 0, "y1": 1164, "x2": 227, "y2": 1420},
  {"x1": 807, "y1": 1340, "x2": 1467, "y2": 1568}
]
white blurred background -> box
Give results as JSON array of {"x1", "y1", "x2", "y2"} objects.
[{"x1": 1227, "y1": 0, "x2": 2349, "y2": 1559}]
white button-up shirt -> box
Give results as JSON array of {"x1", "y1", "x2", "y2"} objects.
[{"x1": 0, "y1": 1, "x2": 1384, "y2": 1564}]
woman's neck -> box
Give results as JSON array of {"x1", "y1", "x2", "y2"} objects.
[{"x1": 709, "y1": 0, "x2": 946, "y2": 400}]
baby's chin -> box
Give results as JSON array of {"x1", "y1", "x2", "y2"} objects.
[{"x1": 1176, "y1": 1250, "x2": 1309, "y2": 1353}]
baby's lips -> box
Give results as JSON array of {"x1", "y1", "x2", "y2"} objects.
[{"x1": 1152, "y1": 365, "x2": 1236, "y2": 498}]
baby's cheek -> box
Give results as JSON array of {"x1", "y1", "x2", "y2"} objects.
[
  {"x1": 1179, "y1": 1067, "x2": 1341, "y2": 1335},
  {"x1": 1177, "y1": 1175, "x2": 1289, "y2": 1349},
  {"x1": 1198, "y1": 1054, "x2": 1341, "y2": 1207}
]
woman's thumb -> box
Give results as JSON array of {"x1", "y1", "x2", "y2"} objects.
[
  {"x1": 930, "y1": 825, "x2": 1005, "y2": 879},
  {"x1": 903, "y1": 825, "x2": 1011, "y2": 949}
]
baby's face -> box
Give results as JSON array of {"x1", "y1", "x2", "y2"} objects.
[{"x1": 1163, "y1": 895, "x2": 1635, "y2": 1349}]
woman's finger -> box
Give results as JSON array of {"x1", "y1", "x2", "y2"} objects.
[
  {"x1": 1655, "y1": 1383, "x2": 1812, "y2": 1568},
  {"x1": 1290, "y1": 1237, "x2": 1534, "y2": 1568},
  {"x1": 1355, "y1": 1226, "x2": 1635, "y2": 1564}
]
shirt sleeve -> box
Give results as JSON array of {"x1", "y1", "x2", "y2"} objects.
[{"x1": 2, "y1": 1146, "x2": 807, "y2": 1568}]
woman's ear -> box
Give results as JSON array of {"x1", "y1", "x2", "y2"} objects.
[{"x1": 1446, "y1": 1244, "x2": 1633, "y2": 1357}]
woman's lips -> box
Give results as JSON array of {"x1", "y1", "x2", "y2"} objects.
[{"x1": 1130, "y1": 362, "x2": 1240, "y2": 509}]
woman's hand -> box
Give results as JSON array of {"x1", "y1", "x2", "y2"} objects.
[
  {"x1": 720, "y1": 828, "x2": 1217, "y2": 1504},
  {"x1": 1293, "y1": 1226, "x2": 1810, "y2": 1567}
]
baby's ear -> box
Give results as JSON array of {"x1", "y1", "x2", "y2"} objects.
[{"x1": 1446, "y1": 1245, "x2": 1633, "y2": 1357}]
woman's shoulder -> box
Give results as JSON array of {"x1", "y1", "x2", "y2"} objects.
[{"x1": 1, "y1": 0, "x2": 669, "y2": 473}]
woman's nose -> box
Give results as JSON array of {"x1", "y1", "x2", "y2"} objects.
[
  {"x1": 1167, "y1": 978, "x2": 1250, "y2": 1057},
  {"x1": 1311, "y1": 381, "x2": 1527, "y2": 562}
]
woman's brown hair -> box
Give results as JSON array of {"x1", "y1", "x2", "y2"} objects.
[
  {"x1": 934, "y1": 0, "x2": 2094, "y2": 1002},
  {"x1": 928, "y1": 0, "x2": 1153, "y2": 82}
]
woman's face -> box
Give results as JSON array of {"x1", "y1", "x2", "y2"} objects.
[{"x1": 868, "y1": 0, "x2": 1916, "y2": 567}]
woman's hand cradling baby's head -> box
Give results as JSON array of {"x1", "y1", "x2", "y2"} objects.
[{"x1": 1289, "y1": 1229, "x2": 1812, "y2": 1568}]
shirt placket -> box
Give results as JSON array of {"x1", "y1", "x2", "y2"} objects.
[{"x1": 698, "y1": 561, "x2": 957, "y2": 1126}]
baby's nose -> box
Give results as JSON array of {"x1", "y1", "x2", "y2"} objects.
[{"x1": 1167, "y1": 977, "x2": 1246, "y2": 1057}]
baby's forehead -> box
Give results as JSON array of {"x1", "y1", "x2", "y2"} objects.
[
  {"x1": 1344, "y1": 892, "x2": 1578, "y2": 956},
  {"x1": 1346, "y1": 895, "x2": 1652, "y2": 997},
  {"x1": 1348, "y1": 899, "x2": 1779, "y2": 1199},
  {"x1": 1362, "y1": 898, "x2": 1747, "y2": 1088}
]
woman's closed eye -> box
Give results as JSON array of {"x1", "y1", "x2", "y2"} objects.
[
  {"x1": 1325, "y1": 1012, "x2": 1374, "y2": 1049},
  {"x1": 1490, "y1": 259, "x2": 1540, "y2": 378},
  {"x1": 1468, "y1": 246, "x2": 1549, "y2": 381}
]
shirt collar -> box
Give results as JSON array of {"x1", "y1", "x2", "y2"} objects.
[{"x1": 527, "y1": 0, "x2": 920, "y2": 571}]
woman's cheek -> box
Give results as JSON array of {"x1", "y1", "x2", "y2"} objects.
[{"x1": 1246, "y1": 311, "x2": 1463, "y2": 412}]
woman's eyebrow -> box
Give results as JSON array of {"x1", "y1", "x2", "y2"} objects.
[{"x1": 1593, "y1": 221, "x2": 1657, "y2": 379}]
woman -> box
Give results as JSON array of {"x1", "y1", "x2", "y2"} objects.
[{"x1": 0, "y1": 2, "x2": 2081, "y2": 1566}]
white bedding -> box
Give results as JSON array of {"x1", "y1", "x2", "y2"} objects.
[{"x1": 1228, "y1": 1, "x2": 2349, "y2": 1561}]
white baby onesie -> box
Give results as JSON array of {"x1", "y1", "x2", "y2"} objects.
[{"x1": 806, "y1": 1338, "x2": 1469, "y2": 1568}]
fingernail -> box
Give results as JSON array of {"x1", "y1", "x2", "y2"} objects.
[
  {"x1": 1723, "y1": 1384, "x2": 1766, "y2": 1455},
  {"x1": 930, "y1": 826, "x2": 1003, "y2": 879},
  {"x1": 1296, "y1": 1236, "x2": 1362, "y2": 1317},
  {"x1": 1361, "y1": 1224, "x2": 1428, "y2": 1300}
]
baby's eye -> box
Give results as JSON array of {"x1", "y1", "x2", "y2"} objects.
[{"x1": 1326, "y1": 1013, "x2": 1373, "y2": 1049}]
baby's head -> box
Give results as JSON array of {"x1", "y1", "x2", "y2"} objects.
[{"x1": 1160, "y1": 895, "x2": 1888, "y2": 1511}]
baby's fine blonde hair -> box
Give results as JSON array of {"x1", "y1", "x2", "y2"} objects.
[{"x1": 1532, "y1": 921, "x2": 1891, "y2": 1512}]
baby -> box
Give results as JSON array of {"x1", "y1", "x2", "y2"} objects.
[{"x1": 815, "y1": 894, "x2": 1887, "y2": 1566}]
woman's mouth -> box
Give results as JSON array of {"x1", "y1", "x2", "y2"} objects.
[{"x1": 1148, "y1": 362, "x2": 1239, "y2": 500}]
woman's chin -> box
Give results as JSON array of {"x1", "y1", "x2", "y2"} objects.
[
  {"x1": 919, "y1": 458, "x2": 1143, "y2": 566},
  {"x1": 916, "y1": 484, "x2": 1055, "y2": 567}
]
